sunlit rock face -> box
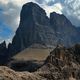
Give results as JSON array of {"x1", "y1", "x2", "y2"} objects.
[
  {"x1": 38, "y1": 45, "x2": 80, "y2": 80},
  {"x1": 0, "y1": 66, "x2": 41, "y2": 80}
]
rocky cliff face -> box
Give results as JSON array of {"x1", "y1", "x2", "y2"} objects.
[
  {"x1": 50, "y1": 12, "x2": 79, "y2": 47},
  {"x1": 9, "y1": 2, "x2": 56, "y2": 55},
  {"x1": 38, "y1": 44, "x2": 80, "y2": 80},
  {"x1": 8, "y1": 2, "x2": 80, "y2": 55},
  {"x1": 0, "y1": 41, "x2": 8, "y2": 64}
]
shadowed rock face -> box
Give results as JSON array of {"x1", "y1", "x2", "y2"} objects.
[
  {"x1": 8, "y1": 2, "x2": 80, "y2": 56},
  {"x1": 0, "y1": 2, "x2": 80, "y2": 79},
  {"x1": 0, "y1": 2, "x2": 80, "y2": 66},
  {"x1": 50, "y1": 12, "x2": 79, "y2": 47},
  {"x1": 0, "y1": 41, "x2": 8, "y2": 65},
  {"x1": 0, "y1": 41, "x2": 6, "y2": 54},
  {"x1": 9, "y1": 2, "x2": 56, "y2": 55},
  {"x1": 8, "y1": 60, "x2": 44, "y2": 72}
]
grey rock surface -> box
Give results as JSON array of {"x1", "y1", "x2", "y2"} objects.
[
  {"x1": 9, "y1": 2, "x2": 80, "y2": 55},
  {"x1": 50, "y1": 12, "x2": 79, "y2": 47},
  {"x1": 9, "y1": 2, "x2": 56, "y2": 55},
  {"x1": 0, "y1": 41, "x2": 8, "y2": 64}
]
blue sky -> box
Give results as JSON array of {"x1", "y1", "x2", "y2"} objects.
[
  {"x1": 0, "y1": 0, "x2": 80, "y2": 44},
  {"x1": 0, "y1": 21, "x2": 14, "y2": 44}
]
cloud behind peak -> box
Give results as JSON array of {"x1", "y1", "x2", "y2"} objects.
[{"x1": 0, "y1": 0, "x2": 80, "y2": 43}]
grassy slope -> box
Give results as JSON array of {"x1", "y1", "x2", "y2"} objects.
[{"x1": 13, "y1": 48, "x2": 52, "y2": 61}]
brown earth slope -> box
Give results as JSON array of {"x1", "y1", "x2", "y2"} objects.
[{"x1": 13, "y1": 48, "x2": 51, "y2": 61}]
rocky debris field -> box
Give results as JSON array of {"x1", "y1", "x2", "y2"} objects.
[{"x1": 0, "y1": 44, "x2": 80, "y2": 80}]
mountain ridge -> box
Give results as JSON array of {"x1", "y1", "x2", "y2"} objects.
[
  {"x1": 0, "y1": 2, "x2": 80, "y2": 64},
  {"x1": 8, "y1": 2, "x2": 80, "y2": 55},
  {"x1": 8, "y1": 2, "x2": 57, "y2": 55}
]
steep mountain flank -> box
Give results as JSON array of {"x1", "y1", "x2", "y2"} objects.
[
  {"x1": 8, "y1": 2, "x2": 80, "y2": 55},
  {"x1": 50, "y1": 12, "x2": 79, "y2": 46},
  {"x1": 0, "y1": 2, "x2": 80, "y2": 65},
  {"x1": 9, "y1": 2, "x2": 56, "y2": 55},
  {"x1": 0, "y1": 41, "x2": 8, "y2": 64}
]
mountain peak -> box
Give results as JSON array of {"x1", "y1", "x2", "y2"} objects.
[
  {"x1": 7, "y1": 2, "x2": 80, "y2": 56},
  {"x1": 21, "y1": 2, "x2": 46, "y2": 15},
  {"x1": 50, "y1": 12, "x2": 64, "y2": 17},
  {"x1": 9, "y1": 2, "x2": 56, "y2": 55},
  {"x1": 50, "y1": 12, "x2": 72, "y2": 25},
  {"x1": 20, "y1": 2, "x2": 47, "y2": 25},
  {"x1": 23, "y1": 2, "x2": 39, "y2": 7},
  {"x1": 23, "y1": 2, "x2": 45, "y2": 10},
  {"x1": 0, "y1": 41, "x2": 6, "y2": 48}
]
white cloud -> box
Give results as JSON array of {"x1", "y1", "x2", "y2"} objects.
[
  {"x1": 0, "y1": 0, "x2": 9, "y2": 4},
  {"x1": 11, "y1": 0, "x2": 34, "y2": 7},
  {"x1": 42, "y1": 3, "x2": 62, "y2": 17},
  {"x1": 0, "y1": 0, "x2": 63, "y2": 32},
  {"x1": 0, "y1": 0, "x2": 36, "y2": 32},
  {"x1": 51, "y1": 3, "x2": 63, "y2": 14},
  {"x1": 1, "y1": 0, "x2": 80, "y2": 31},
  {"x1": 0, "y1": 1, "x2": 20, "y2": 31},
  {"x1": 62, "y1": 0, "x2": 80, "y2": 26},
  {"x1": 0, "y1": 0, "x2": 80, "y2": 43}
]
